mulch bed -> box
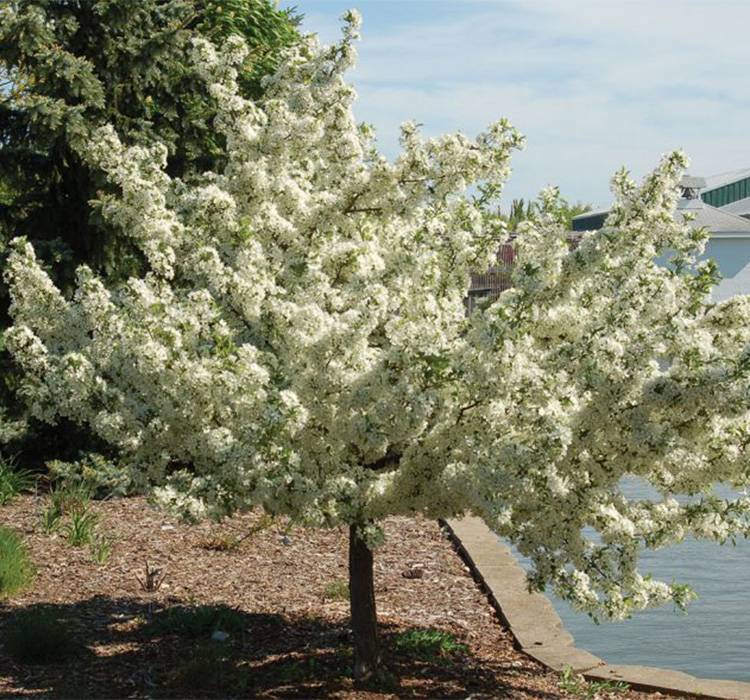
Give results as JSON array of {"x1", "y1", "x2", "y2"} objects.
[{"x1": 0, "y1": 495, "x2": 674, "y2": 698}]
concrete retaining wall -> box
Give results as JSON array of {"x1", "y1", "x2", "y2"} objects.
[{"x1": 444, "y1": 517, "x2": 750, "y2": 700}]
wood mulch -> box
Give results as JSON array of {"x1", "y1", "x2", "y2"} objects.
[{"x1": 0, "y1": 495, "x2": 675, "y2": 698}]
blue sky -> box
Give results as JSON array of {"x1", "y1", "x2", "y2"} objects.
[{"x1": 283, "y1": 1, "x2": 750, "y2": 209}]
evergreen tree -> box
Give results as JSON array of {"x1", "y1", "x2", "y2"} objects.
[
  {"x1": 505, "y1": 194, "x2": 591, "y2": 232},
  {"x1": 0, "y1": 0, "x2": 300, "y2": 466},
  {"x1": 0, "y1": 0, "x2": 300, "y2": 291}
]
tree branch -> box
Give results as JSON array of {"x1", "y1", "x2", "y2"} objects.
[
  {"x1": 456, "y1": 400, "x2": 482, "y2": 424},
  {"x1": 345, "y1": 206, "x2": 383, "y2": 215}
]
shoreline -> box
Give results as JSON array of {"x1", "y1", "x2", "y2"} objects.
[{"x1": 443, "y1": 516, "x2": 750, "y2": 700}]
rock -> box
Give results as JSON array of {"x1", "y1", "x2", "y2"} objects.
[{"x1": 211, "y1": 630, "x2": 230, "y2": 642}]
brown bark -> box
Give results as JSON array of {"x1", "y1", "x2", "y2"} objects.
[{"x1": 349, "y1": 523, "x2": 381, "y2": 681}]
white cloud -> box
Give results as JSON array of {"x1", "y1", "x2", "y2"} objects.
[{"x1": 295, "y1": 0, "x2": 750, "y2": 205}]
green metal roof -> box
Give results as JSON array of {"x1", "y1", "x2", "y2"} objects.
[{"x1": 702, "y1": 176, "x2": 750, "y2": 208}]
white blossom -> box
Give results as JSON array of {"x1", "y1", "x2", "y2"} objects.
[{"x1": 6, "y1": 14, "x2": 750, "y2": 621}]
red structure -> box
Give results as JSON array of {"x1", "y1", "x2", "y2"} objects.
[
  {"x1": 466, "y1": 233, "x2": 583, "y2": 312},
  {"x1": 466, "y1": 240, "x2": 516, "y2": 312}
]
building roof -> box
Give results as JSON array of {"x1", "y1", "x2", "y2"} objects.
[
  {"x1": 703, "y1": 167, "x2": 750, "y2": 192},
  {"x1": 570, "y1": 207, "x2": 610, "y2": 231},
  {"x1": 571, "y1": 199, "x2": 750, "y2": 235},
  {"x1": 675, "y1": 198, "x2": 750, "y2": 234},
  {"x1": 575, "y1": 206, "x2": 611, "y2": 218},
  {"x1": 571, "y1": 166, "x2": 750, "y2": 233},
  {"x1": 719, "y1": 196, "x2": 750, "y2": 217}
]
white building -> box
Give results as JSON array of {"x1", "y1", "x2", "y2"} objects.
[{"x1": 572, "y1": 171, "x2": 750, "y2": 302}]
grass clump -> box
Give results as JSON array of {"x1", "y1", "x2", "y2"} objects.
[
  {"x1": 3, "y1": 609, "x2": 78, "y2": 664},
  {"x1": 41, "y1": 484, "x2": 114, "y2": 562},
  {"x1": 322, "y1": 579, "x2": 349, "y2": 601},
  {"x1": 39, "y1": 503, "x2": 62, "y2": 534},
  {"x1": 40, "y1": 483, "x2": 92, "y2": 535},
  {"x1": 89, "y1": 533, "x2": 115, "y2": 564},
  {"x1": 393, "y1": 628, "x2": 468, "y2": 661},
  {"x1": 148, "y1": 604, "x2": 246, "y2": 639},
  {"x1": 0, "y1": 526, "x2": 34, "y2": 597},
  {"x1": 49, "y1": 483, "x2": 91, "y2": 516},
  {"x1": 62, "y1": 509, "x2": 99, "y2": 546},
  {"x1": 559, "y1": 666, "x2": 629, "y2": 698},
  {"x1": 0, "y1": 457, "x2": 34, "y2": 505}
]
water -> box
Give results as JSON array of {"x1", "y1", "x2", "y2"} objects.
[{"x1": 510, "y1": 478, "x2": 750, "y2": 682}]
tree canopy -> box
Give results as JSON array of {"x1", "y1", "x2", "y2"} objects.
[{"x1": 6, "y1": 12, "x2": 750, "y2": 679}]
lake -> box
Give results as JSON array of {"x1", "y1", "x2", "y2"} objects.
[{"x1": 512, "y1": 477, "x2": 750, "y2": 682}]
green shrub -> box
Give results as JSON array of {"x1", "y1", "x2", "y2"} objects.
[
  {"x1": 393, "y1": 628, "x2": 468, "y2": 661},
  {"x1": 0, "y1": 457, "x2": 34, "y2": 505},
  {"x1": 3, "y1": 609, "x2": 77, "y2": 664},
  {"x1": 0, "y1": 526, "x2": 34, "y2": 597},
  {"x1": 148, "y1": 605, "x2": 245, "y2": 639},
  {"x1": 47, "y1": 453, "x2": 133, "y2": 499}
]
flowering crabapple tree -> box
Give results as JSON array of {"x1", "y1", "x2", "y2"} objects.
[{"x1": 7, "y1": 12, "x2": 750, "y2": 680}]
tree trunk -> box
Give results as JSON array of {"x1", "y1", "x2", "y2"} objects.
[{"x1": 349, "y1": 523, "x2": 381, "y2": 681}]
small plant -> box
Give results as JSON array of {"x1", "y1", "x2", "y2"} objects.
[
  {"x1": 3, "y1": 609, "x2": 78, "y2": 664},
  {"x1": 323, "y1": 579, "x2": 349, "y2": 601},
  {"x1": 0, "y1": 526, "x2": 35, "y2": 597},
  {"x1": 39, "y1": 503, "x2": 63, "y2": 534},
  {"x1": 135, "y1": 561, "x2": 167, "y2": 592},
  {"x1": 246, "y1": 512, "x2": 274, "y2": 537},
  {"x1": 49, "y1": 483, "x2": 91, "y2": 516},
  {"x1": 393, "y1": 628, "x2": 468, "y2": 661},
  {"x1": 0, "y1": 456, "x2": 34, "y2": 505},
  {"x1": 62, "y1": 508, "x2": 99, "y2": 546},
  {"x1": 89, "y1": 533, "x2": 115, "y2": 564},
  {"x1": 148, "y1": 604, "x2": 245, "y2": 639},
  {"x1": 559, "y1": 666, "x2": 629, "y2": 698}
]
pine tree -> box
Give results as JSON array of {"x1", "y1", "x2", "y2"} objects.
[
  {"x1": 0, "y1": 0, "x2": 300, "y2": 292},
  {"x1": 0, "y1": 0, "x2": 300, "y2": 466}
]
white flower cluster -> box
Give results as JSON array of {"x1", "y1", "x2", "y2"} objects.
[{"x1": 6, "y1": 13, "x2": 750, "y2": 620}]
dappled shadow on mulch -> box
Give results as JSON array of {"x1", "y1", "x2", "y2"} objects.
[
  {"x1": 0, "y1": 496, "x2": 660, "y2": 698},
  {"x1": 0, "y1": 597, "x2": 563, "y2": 698}
]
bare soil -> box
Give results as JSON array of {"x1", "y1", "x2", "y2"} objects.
[{"x1": 0, "y1": 495, "x2": 675, "y2": 698}]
